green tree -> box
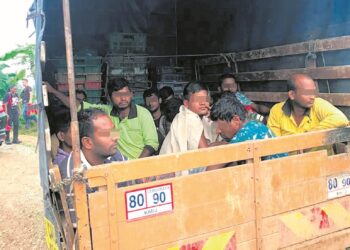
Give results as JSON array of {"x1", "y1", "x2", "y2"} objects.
[{"x1": 0, "y1": 44, "x2": 35, "y2": 98}]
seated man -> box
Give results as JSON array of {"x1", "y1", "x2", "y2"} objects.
[
  {"x1": 59, "y1": 108, "x2": 127, "y2": 227},
  {"x1": 207, "y1": 93, "x2": 285, "y2": 171},
  {"x1": 160, "y1": 82, "x2": 219, "y2": 174},
  {"x1": 46, "y1": 78, "x2": 158, "y2": 159},
  {"x1": 143, "y1": 88, "x2": 165, "y2": 152},
  {"x1": 219, "y1": 73, "x2": 270, "y2": 115},
  {"x1": 158, "y1": 96, "x2": 183, "y2": 137},
  {"x1": 159, "y1": 86, "x2": 175, "y2": 113},
  {"x1": 267, "y1": 74, "x2": 348, "y2": 136},
  {"x1": 160, "y1": 82, "x2": 211, "y2": 154}
]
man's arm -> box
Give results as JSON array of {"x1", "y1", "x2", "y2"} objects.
[
  {"x1": 44, "y1": 82, "x2": 79, "y2": 108},
  {"x1": 267, "y1": 104, "x2": 282, "y2": 136},
  {"x1": 139, "y1": 108, "x2": 159, "y2": 158},
  {"x1": 312, "y1": 98, "x2": 349, "y2": 131},
  {"x1": 251, "y1": 102, "x2": 270, "y2": 115},
  {"x1": 198, "y1": 132, "x2": 209, "y2": 149}
]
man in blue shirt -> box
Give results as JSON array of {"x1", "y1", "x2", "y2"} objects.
[
  {"x1": 218, "y1": 73, "x2": 270, "y2": 115},
  {"x1": 207, "y1": 93, "x2": 285, "y2": 171}
]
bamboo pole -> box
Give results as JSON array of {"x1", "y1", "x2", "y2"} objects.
[{"x1": 62, "y1": 0, "x2": 91, "y2": 248}]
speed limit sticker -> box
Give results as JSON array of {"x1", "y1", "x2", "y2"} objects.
[
  {"x1": 327, "y1": 173, "x2": 350, "y2": 199},
  {"x1": 125, "y1": 183, "x2": 174, "y2": 220}
]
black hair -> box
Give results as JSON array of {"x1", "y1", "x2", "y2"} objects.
[
  {"x1": 107, "y1": 78, "x2": 131, "y2": 98},
  {"x1": 164, "y1": 97, "x2": 183, "y2": 122},
  {"x1": 219, "y1": 73, "x2": 236, "y2": 86},
  {"x1": 78, "y1": 108, "x2": 107, "y2": 147},
  {"x1": 210, "y1": 92, "x2": 246, "y2": 122},
  {"x1": 76, "y1": 89, "x2": 87, "y2": 100},
  {"x1": 53, "y1": 111, "x2": 71, "y2": 134},
  {"x1": 183, "y1": 81, "x2": 208, "y2": 101},
  {"x1": 159, "y1": 86, "x2": 174, "y2": 101},
  {"x1": 143, "y1": 88, "x2": 159, "y2": 100}
]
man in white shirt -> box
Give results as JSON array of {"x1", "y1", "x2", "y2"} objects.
[{"x1": 59, "y1": 108, "x2": 127, "y2": 226}]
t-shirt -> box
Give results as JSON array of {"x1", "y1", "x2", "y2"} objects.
[
  {"x1": 230, "y1": 120, "x2": 287, "y2": 160},
  {"x1": 3, "y1": 92, "x2": 19, "y2": 111},
  {"x1": 20, "y1": 86, "x2": 32, "y2": 103}
]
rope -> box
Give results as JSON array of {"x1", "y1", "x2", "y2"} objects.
[
  {"x1": 228, "y1": 53, "x2": 238, "y2": 73},
  {"x1": 305, "y1": 40, "x2": 317, "y2": 67},
  {"x1": 220, "y1": 53, "x2": 231, "y2": 68},
  {"x1": 321, "y1": 52, "x2": 331, "y2": 93},
  {"x1": 50, "y1": 167, "x2": 87, "y2": 193}
]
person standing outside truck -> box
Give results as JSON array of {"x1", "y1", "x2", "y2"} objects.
[
  {"x1": 20, "y1": 78, "x2": 37, "y2": 129},
  {"x1": 3, "y1": 85, "x2": 21, "y2": 144}
]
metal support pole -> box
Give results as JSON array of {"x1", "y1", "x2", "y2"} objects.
[{"x1": 62, "y1": 0, "x2": 91, "y2": 248}]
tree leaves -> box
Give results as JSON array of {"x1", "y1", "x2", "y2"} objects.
[{"x1": 0, "y1": 45, "x2": 34, "y2": 98}]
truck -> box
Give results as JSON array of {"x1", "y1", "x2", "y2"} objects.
[{"x1": 30, "y1": 0, "x2": 350, "y2": 249}]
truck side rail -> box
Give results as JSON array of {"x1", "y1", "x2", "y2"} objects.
[{"x1": 79, "y1": 127, "x2": 350, "y2": 249}]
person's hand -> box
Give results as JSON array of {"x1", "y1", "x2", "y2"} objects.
[
  {"x1": 209, "y1": 141, "x2": 229, "y2": 147},
  {"x1": 43, "y1": 81, "x2": 55, "y2": 93}
]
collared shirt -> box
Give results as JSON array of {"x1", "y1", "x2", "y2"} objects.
[
  {"x1": 59, "y1": 150, "x2": 127, "y2": 227},
  {"x1": 83, "y1": 102, "x2": 159, "y2": 159},
  {"x1": 230, "y1": 120, "x2": 286, "y2": 160},
  {"x1": 267, "y1": 98, "x2": 348, "y2": 137}
]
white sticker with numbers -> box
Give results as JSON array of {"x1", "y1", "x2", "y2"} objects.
[
  {"x1": 327, "y1": 173, "x2": 350, "y2": 199},
  {"x1": 125, "y1": 183, "x2": 174, "y2": 220}
]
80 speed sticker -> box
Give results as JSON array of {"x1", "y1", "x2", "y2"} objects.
[{"x1": 125, "y1": 183, "x2": 174, "y2": 220}]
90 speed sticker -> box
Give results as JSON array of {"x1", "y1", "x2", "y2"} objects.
[{"x1": 125, "y1": 183, "x2": 174, "y2": 220}]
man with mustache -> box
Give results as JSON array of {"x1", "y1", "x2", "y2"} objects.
[{"x1": 267, "y1": 74, "x2": 348, "y2": 137}]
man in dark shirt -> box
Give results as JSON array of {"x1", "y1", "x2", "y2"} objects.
[
  {"x1": 143, "y1": 88, "x2": 165, "y2": 152},
  {"x1": 20, "y1": 79, "x2": 37, "y2": 129},
  {"x1": 3, "y1": 85, "x2": 21, "y2": 144}
]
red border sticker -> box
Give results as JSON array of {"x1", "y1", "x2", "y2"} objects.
[{"x1": 125, "y1": 183, "x2": 174, "y2": 221}]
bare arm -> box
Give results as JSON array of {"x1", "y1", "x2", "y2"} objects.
[
  {"x1": 198, "y1": 132, "x2": 209, "y2": 149},
  {"x1": 44, "y1": 82, "x2": 79, "y2": 108},
  {"x1": 251, "y1": 102, "x2": 270, "y2": 115},
  {"x1": 138, "y1": 147, "x2": 153, "y2": 158}
]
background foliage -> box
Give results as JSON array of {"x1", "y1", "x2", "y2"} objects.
[{"x1": 0, "y1": 44, "x2": 34, "y2": 98}]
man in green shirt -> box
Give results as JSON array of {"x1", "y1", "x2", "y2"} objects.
[{"x1": 46, "y1": 78, "x2": 158, "y2": 159}]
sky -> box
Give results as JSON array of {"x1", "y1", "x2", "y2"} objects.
[
  {"x1": 0, "y1": 0, "x2": 35, "y2": 85},
  {"x1": 0, "y1": 0, "x2": 35, "y2": 56}
]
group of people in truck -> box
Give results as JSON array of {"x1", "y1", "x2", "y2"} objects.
[
  {"x1": 46, "y1": 72, "x2": 348, "y2": 179},
  {"x1": 45, "y1": 72, "x2": 349, "y2": 228}
]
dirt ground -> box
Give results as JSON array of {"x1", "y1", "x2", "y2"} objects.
[{"x1": 0, "y1": 135, "x2": 46, "y2": 249}]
